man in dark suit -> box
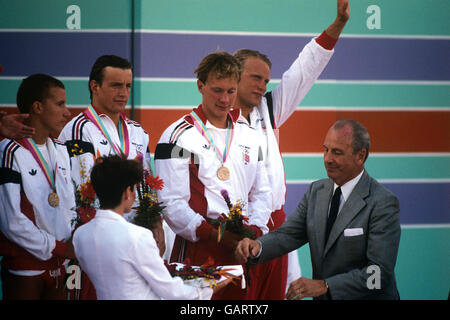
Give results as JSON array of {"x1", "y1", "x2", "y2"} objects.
[{"x1": 235, "y1": 119, "x2": 401, "y2": 299}]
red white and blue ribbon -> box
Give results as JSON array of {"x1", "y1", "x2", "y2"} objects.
[
  {"x1": 189, "y1": 110, "x2": 234, "y2": 167},
  {"x1": 83, "y1": 105, "x2": 130, "y2": 157}
]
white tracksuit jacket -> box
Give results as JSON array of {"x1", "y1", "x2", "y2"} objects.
[
  {"x1": 0, "y1": 138, "x2": 74, "y2": 270},
  {"x1": 155, "y1": 106, "x2": 272, "y2": 243},
  {"x1": 58, "y1": 108, "x2": 152, "y2": 220}
]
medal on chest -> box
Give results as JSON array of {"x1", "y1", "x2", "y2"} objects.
[
  {"x1": 20, "y1": 138, "x2": 60, "y2": 207},
  {"x1": 217, "y1": 166, "x2": 230, "y2": 181},
  {"x1": 48, "y1": 192, "x2": 60, "y2": 207},
  {"x1": 190, "y1": 110, "x2": 234, "y2": 181}
]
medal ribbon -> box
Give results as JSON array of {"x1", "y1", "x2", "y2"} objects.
[
  {"x1": 189, "y1": 110, "x2": 234, "y2": 166},
  {"x1": 21, "y1": 138, "x2": 56, "y2": 190},
  {"x1": 83, "y1": 105, "x2": 130, "y2": 157}
]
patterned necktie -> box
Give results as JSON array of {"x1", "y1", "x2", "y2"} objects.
[{"x1": 325, "y1": 186, "x2": 342, "y2": 243}]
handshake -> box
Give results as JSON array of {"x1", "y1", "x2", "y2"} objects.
[
  {"x1": 234, "y1": 238, "x2": 262, "y2": 263},
  {"x1": 234, "y1": 237, "x2": 329, "y2": 300}
]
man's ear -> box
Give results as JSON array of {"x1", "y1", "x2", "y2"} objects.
[
  {"x1": 125, "y1": 185, "x2": 136, "y2": 200},
  {"x1": 123, "y1": 186, "x2": 130, "y2": 201},
  {"x1": 89, "y1": 80, "x2": 100, "y2": 96},
  {"x1": 197, "y1": 79, "x2": 204, "y2": 93},
  {"x1": 31, "y1": 101, "x2": 43, "y2": 115},
  {"x1": 357, "y1": 148, "x2": 367, "y2": 164}
]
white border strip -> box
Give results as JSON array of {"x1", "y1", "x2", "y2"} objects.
[
  {"x1": 295, "y1": 106, "x2": 450, "y2": 111},
  {"x1": 1, "y1": 104, "x2": 448, "y2": 112},
  {"x1": 0, "y1": 104, "x2": 132, "y2": 109},
  {"x1": 137, "y1": 105, "x2": 192, "y2": 110},
  {"x1": 314, "y1": 80, "x2": 450, "y2": 86},
  {"x1": 126, "y1": 105, "x2": 450, "y2": 111},
  {"x1": 0, "y1": 29, "x2": 132, "y2": 33},
  {"x1": 400, "y1": 224, "x2": 450, "y2": 229},
  {"x1": 136, "y1": 29, "x2": 450, "y2": 41},
  {"x1": 281, "y1": 152, "x2": 450, "y2": 157},
  {"x1": 0, "y1": 76, "x2": 88, "y2": 81},
  {"x1": 1, "y1": 28, "x2": 449, "y2": 40},
  {"x1": 2, "y1": 76, "x2": 450, "y2": 86},
  {"x1": 286, "y1": 179, "x2": 450, "y2": 184},
  {"x1": 137, "y1": 78, "x2": 450, "y2": 86}
]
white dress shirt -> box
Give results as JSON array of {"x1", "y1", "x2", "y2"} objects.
[
  {"x1": 73, "y1": 209, "x2": 213, "y2": 300},
  {"x1": 332, "y1": 170, "x2": 365, "y2": 215}
]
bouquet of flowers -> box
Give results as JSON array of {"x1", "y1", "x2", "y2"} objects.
[
  {"x1": 67, "y1": 155, "x2": 99, "y2": 299},
  {"x1": 210, "y1": 190, "x2": 255, "y2": 243},
  {"x1": 133, "y1": 169, "x2": 165, "y2": 230},
  {"x1": 71, "y1": 155, "x2": 99, "y2": 228},
  {"x1": 165, "y1": 257, "x2": 241, "y2": 288},
  {"x1": 72, "y1": 180, "x2": 97, "y2": 227}
]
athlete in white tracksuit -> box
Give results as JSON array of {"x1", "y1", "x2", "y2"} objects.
[
  {"x1": 0, "y1": 139, "x2": 74, "y2": 272},
  {"x1": 235, "y1": 3, "x2": 350, "y2": 297}
]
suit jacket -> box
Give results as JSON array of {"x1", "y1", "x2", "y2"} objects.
[{"x1": 254, "y1": 170, "x2": 401, "y2": 300}]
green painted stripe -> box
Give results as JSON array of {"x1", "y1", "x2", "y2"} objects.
[
  {"x1": 298, "y1": 82, "x2": 450, "y2": 108},
  {"x1": 148, "y1": 154, "x2": 450, "y2": 182},
  {"x1": 395, "y1": 226, "x2": 450, "y2": 300},
  {"x1": 133, "y1": 80, "x2": 198, "y2": 107},
  {"x1": 298, "y1": 226, "x2": 450, "y2": 300},
  {"x1": 1, "y1": 79, "x2": 449, "y2": 109},
  {"x1": 2, "y1": 0, "x2": 448, "y2": 37},
  {"x1": 283, "y1": 154, "x2": 450, "y2": 181},
  {"x1": 137, "y1": 81, "x2": 450, "y2": 108},
  {"x1": 0, "y1": 79, "x2": 90, "y2": 106},
  {"x1": 63, "y1": 80, "x2": 90, "y2": 106},
  {"x1": 0, "y1": 0, "x2": 131, "y2": 30},
  {"x1": 138, "y1": 0, "x2": 450, "y2": 37}
]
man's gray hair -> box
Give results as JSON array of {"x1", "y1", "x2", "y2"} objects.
[{"x1": 333, "y1": 119, "x2": 370, "y2": 162}]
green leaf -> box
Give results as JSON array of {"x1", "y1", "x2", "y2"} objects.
[{"x1": 218, "y1": 221, "x2": 227, "y2": 243}]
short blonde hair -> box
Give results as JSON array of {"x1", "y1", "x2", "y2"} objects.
[{"x1": 194, "y1": 51, "x2": 241, "y2": 84}]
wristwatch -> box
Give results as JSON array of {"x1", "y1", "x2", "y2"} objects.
[{"x1": 324, "y1": 280, "x2": 332, "y2": 299}]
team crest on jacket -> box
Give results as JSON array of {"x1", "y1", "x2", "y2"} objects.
[
  {"x1": 131, "y1": 141, "x2": 144, "y2": 153},
  {"x1": 243, "y1": 149, "x2": 250, "y2": 165},
  {"x1": 239, "y1": 144, "x2": 250, "y2": 165}
]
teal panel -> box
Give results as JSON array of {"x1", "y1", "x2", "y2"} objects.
[
  {"x1": 135, "y1": 80, "x2": 450, "y2": 108},
  {"x1": 5, "y1": 0, "x2": 430, "y2": 37},
  {"x1": 2, "y1": 79, "x2": 448, "y2": 109},
  {"x1": 133, "y1": 80, "x2": 199, "y2": 107},
  {"x1": 0, "y1": 78, "x2": 90, "y2": 106},
  {"x1": 297, "y1": 227, "x2": 450, "y2": 300},
  {"x1": 283, "y1": 154, "x2": 450, "y2": 181},
  {"x1": 138, "y1": 0, "x2": 450, "y2": 37},
  {"x1": 395, "y1": 227, "x2": 450, "y2": 300},
  {"x1": 0, "y1": 0, "x2": 131, "y2": 29},
  {"x1": 365, "y1": 155, "x2": 450, "y2": 181},
  {"x1": 300, "y1": 83, "x2": 450, "y2": 108}
]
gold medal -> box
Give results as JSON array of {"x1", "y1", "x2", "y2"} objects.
[
  {"x1": 189, "y1": 111, "x2": 235, "y2": 183},
  {"x1": 217, "y1": 166, "x2": 230, "y2": 181},
  {"x1": 48, "y1": 192, "x2": 59, "y2": 207}
]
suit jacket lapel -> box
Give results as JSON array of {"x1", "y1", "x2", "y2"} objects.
[{"x1": 324, "y1": 171, "x2": 370, "y2": 256}]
